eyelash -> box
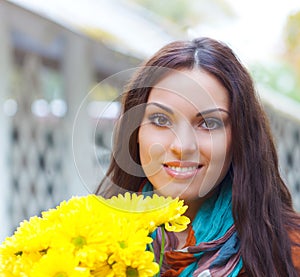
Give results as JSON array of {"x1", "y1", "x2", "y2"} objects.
[
  {"x1": 148, "y1": 114, "x2": 224, "y2": 130},
  {"x1": 148, "y1": 113, "x2": 172, "y2": 127},
  {"x1": 199, "y1": 118, "x2": 223, "y2": 130}
]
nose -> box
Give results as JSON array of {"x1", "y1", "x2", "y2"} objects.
[{"x1": 170, "y1": 124, "x2": 198, "y2": 158}]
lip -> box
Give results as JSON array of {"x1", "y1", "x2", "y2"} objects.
[{"x1": 163, "y1": 161, "x2": 202, "y2": 180}]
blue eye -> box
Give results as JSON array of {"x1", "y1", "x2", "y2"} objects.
[
  {"x1": 200, "y1": 118, "x2": 223, "y2": 130},
  {"x1": 149, "y1": 113, "x2": 172, "y2": 127}
]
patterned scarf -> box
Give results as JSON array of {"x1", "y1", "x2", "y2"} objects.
[{"x1": 142, "y1": 175, "x2": 243, "y2": 277}]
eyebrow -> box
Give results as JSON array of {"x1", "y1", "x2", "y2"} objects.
[
  {"x1": 196, "y1": 108, "x2": 230, "y2": 117},
  {"x1": 146, "y1": 102, "x2": 229, "y2": 116},
  {"x1": 146, "y1": 102, "x2": 174, "y2": 114}
]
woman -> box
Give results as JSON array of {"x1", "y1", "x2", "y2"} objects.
[{"x1": 96, "y1": 37, "x2": 300, "y2": 276}]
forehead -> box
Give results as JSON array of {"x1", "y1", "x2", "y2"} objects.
[{"x1": 148, "y1": 69, "x2": 229, "y2": 112}]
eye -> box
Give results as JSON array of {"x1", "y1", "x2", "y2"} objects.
[
  {"x1": 148, "y1": 113, "x2": 172, "y2": 127},
  {"x1": 200, "y1": 118, "x2": 223, "y2": 130}
]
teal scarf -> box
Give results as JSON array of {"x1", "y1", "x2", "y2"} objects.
[{"x1": 143, "y1": 175, "x2": 243, "y2": 276}]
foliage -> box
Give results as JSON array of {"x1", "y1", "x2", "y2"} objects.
[
  {"x1": 253, "y1": 9, "x2": 300, "y2": 103},
  {"x1": 89, "y1": 83, "x2": 119, "y2": 101},
  {"x1": 250, "y1": 61, "x2": 300, "y2": 102},
  {"x1": 129, "y1": 0, "x2": 235, "y2": 30},
  {"x1": 283, "y1": 10, "x2": 300, "y2": 79}
]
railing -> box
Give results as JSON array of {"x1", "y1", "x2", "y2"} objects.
[{"x1": 260, "y1": 88, "x2": 300, "y2": 211}]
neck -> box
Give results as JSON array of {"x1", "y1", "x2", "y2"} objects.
[
  {"x1": 184, "y1": 199, "x2": 205, "y2": 221},
  {"x1": 184, "y1": 188, "x2": 218, "y2": 221}
]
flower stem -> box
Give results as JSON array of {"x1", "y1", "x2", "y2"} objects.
[
  {"x1": 148, "y1": 243, "x2": 155, "y2": 262},
  {"x1": 159, "y1": 225, "x2": 165, "y2": 272}
]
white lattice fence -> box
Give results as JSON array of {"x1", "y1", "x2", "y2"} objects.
[
  {"x1": 7, "y1": 51, "x2": 68, "y2": 232},
  {"x1": 262, "y1": 92, "x2": 300, "y2": 211},
  {"x1": 9, "y1": 120, "x2": 67, "y2": 228}
]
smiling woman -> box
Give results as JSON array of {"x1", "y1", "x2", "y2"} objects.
[{"x1": 96, "y1": 37, "x2": 300, "y2": 276}]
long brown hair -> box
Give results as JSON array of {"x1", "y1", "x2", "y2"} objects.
[{"x1": 96, "y1": 37, "x2": 300, "y2": 276}]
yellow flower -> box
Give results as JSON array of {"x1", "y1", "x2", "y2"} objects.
[
  {"x1": 45, "y1": 196, "x2": 112, "y2": 267},
  {"x1": 4, "y1": 216, "x2": 53, "y2": 253},
  {"x1": 147, "y1": 194, "x2": 191, "y2": 232},
  {"x1": 0, "y1": 193, "x2": 189, "y2": 276},
  {"x1": 0, "y1": 220, "x2": 47, "y2": 276},
  {"x1": 0, "y1": 248, "x2": 43, "y2": 276},
  {"x1": 42, "y1": 195, "x2": 111, "y2": 225},
  {"x1": 90, "y1": 261, "x2": 115, "y2": 277},
  {"x1": 30, "y1": 249, "x2": 90, "y2": 277},
  {"x1": 105, "y1": 193, "x2": 151, "y2": 212},
  {"x1": 108, "y1": 219, "x2": 152, "y2": 263},
  {"x1": 106, "y1": 192, "x2": 190, "y2": 232},
  {"x1": 0, "y1": 249, "x2": 19, "y2": 276},
  {"x1": 112, "y1": 250, "x2": 159, "y2": 277}
]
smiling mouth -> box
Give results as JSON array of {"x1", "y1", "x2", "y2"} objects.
[
  {"x1": 163, "y1": 162, "x2": 202, "y2": 178},
  {"x1": 164, "y1": 165, "x2": 200, "y2": 172}
]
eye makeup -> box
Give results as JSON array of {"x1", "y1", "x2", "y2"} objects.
[{"x1": 144, "y1": 102, "x2": 230, "y2": 131}]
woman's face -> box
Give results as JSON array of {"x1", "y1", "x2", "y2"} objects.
[{"x1": 138, "y1": 69, "x2": 232, "y2": 202}]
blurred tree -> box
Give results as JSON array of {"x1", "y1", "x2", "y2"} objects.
[
  {"x1": 284, "y1": 11, "x2": 300, "y2": 69},
  {"x1": 250, "y1": 10, "x2": 300, "y2": 103},
  {"x1": 128, "y1": 0, "x2": 235, "y2": 31},
  {"x1": 89, "y1": 83, "x2": 119, "y2": 101},
  {"x1": 282, "y1": 10, "x2": 300, "y2": 99},
  {"x1": 251, "y1": 61, "x2": 300, "y2": 102}
]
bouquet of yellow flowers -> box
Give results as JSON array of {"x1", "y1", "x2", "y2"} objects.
[{"x1": 0, "y1": 193, "x2": 190, "y2": 277}]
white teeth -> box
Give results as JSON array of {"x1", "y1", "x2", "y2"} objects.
[{"x1": 168, "y1": 166, "x2": 198, "y2": 172}]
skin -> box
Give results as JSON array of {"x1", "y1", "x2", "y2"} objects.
[{"x1": 138, "y1": 69, "x2": 232, "y2": 226}]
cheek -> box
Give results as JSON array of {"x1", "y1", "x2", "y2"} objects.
[
  {"x1": 198, "y1": 146, "x2": 232, "y2": 197},
  {"x1": 139, "y1": 142, "x2": 166, "y2": 163},
  {"x1": 209, "y1": 130, "x2": 232, "y2": 160},
  {"x1": 138, "y1": 128, "x2": 168, "y2": 173},
  {"x1": 200, "y1": 131, "x2": 232, "y2": 183},
  {"x1": 210, "y1": 141, "x2": 231, "y2": 164},
  {"x1": 223, "y1": 129, "x2": 232, "y2": 165}
]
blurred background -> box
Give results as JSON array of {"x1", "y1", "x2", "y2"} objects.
[{"x1": 1, "y1": 0, "x2": 300, "y2": 241}]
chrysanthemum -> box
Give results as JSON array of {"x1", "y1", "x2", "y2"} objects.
[
  {"x1": 107, "y1": 218, "x2": 153, "y2": 262},
  {"x1": 30, "y1": 249, "x2": 90, "y2": 277},
  {"x1": 105, "y1": 193, "x2": 151, "y2": 212},
  {"x1": 90, "y1": 261, "x2": 115, "y2": 277},
  {"x1": 42, "y1": 195, "x2": 111, "y2": 225},
  {"x1": 144, "y1": 194, "x2": 191, "y2": 232},
  {"x1": 0, "y1": 217, "x2": 50, "y2": 276},
  {"x1": 106, "y1": 193, "x2": 190, "y2": 232},
  {"x1": 5, "y1": 216, "x2": 53, "y2": 253},
  {"x1": 46, "y1": 196, "x2": 112, "y2": 267},
  {"x1": 0, "y1": 193, "x2": 189, "y2": 276},
  {"x1": 112, "y1": 250, "x2": 159, "y2": 277}
]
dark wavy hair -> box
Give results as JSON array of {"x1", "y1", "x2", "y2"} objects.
[{"x1": 96, "y1": 37, "x2": 300, "y2": 276}]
